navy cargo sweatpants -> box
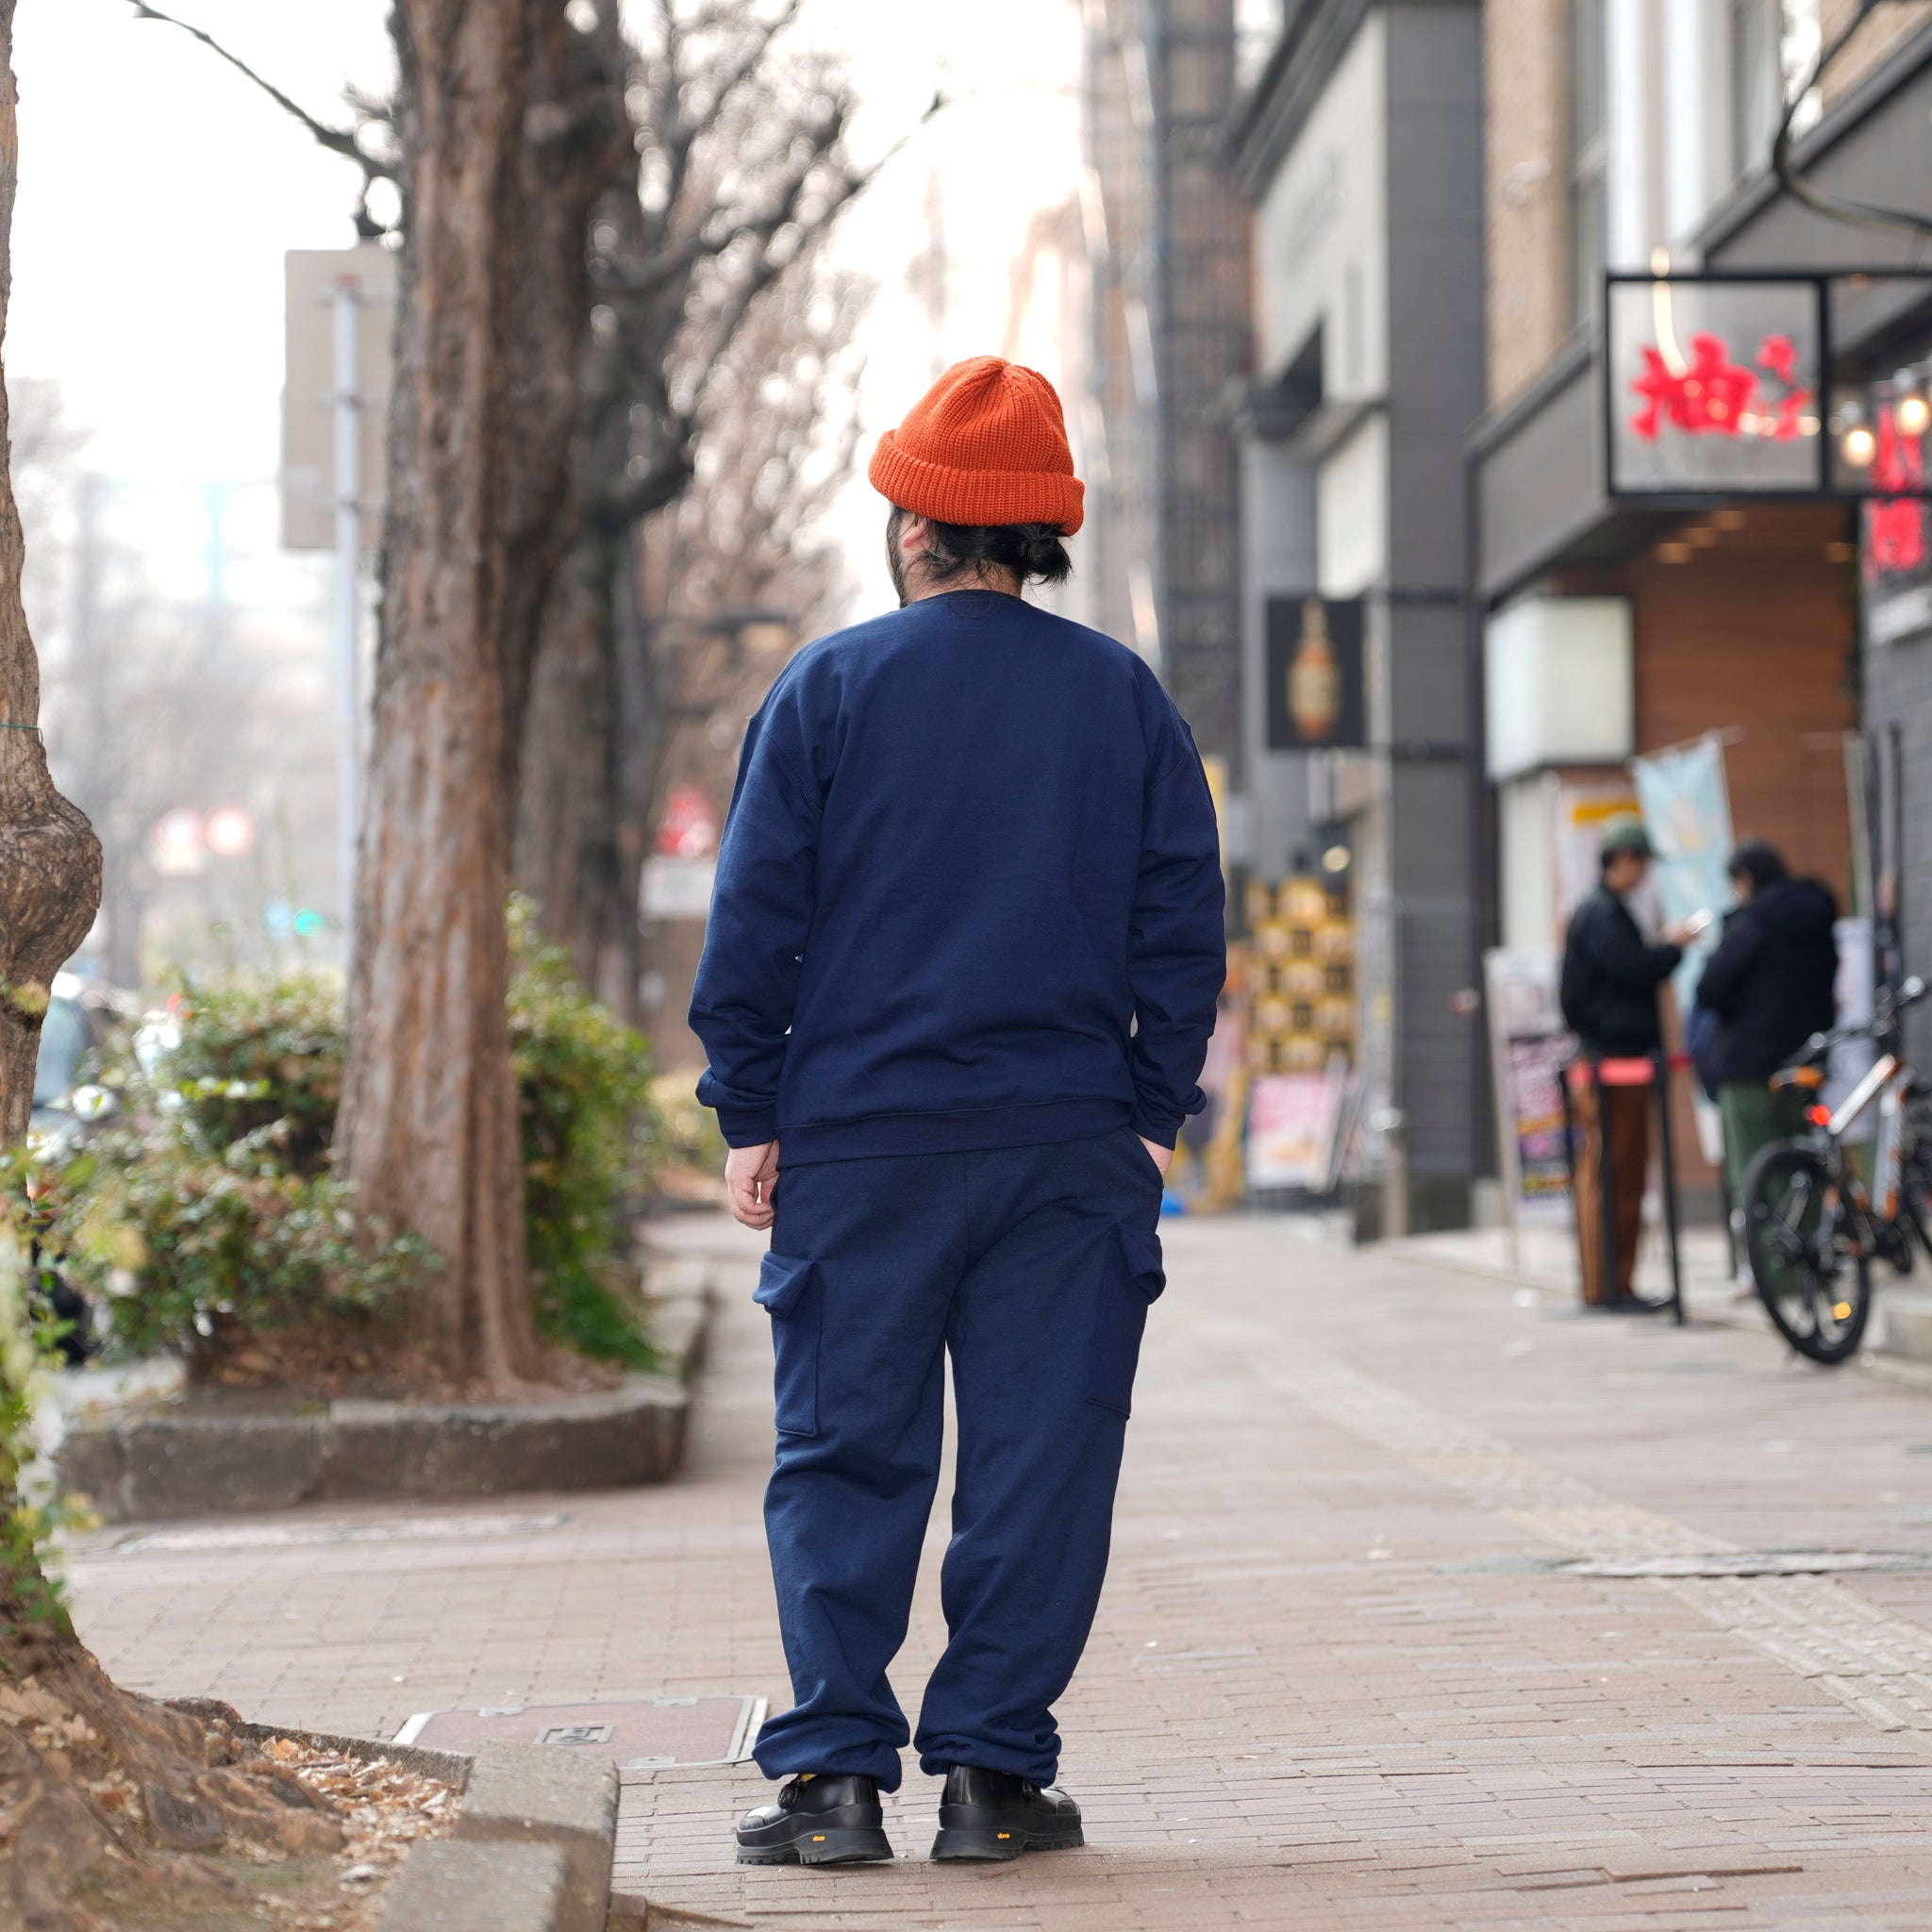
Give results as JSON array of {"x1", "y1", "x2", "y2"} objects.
[{"x1": 751, "y1": 1126, "x2": 1166, "y2": 1791}]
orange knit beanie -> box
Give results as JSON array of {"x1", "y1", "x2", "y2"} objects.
[{"x1": 868, "y1": 356, "x2": 1084, "y2": 536}]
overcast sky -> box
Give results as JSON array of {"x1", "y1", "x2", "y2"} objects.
[{"x1": 9, "y1": 0, "x2": 1082, "y2": 616}]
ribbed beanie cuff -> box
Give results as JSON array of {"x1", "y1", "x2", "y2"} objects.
[{"x1": 868, "y1": 356, "x2": 1085, "y2": 535}]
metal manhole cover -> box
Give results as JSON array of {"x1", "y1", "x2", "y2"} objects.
[
  {"x1": 1562, "y1": 1550, "x2": 1932, "y2": 1578},
  {"x1": 395, "y1": 1695, "x2": 765, "y2": 1767}
]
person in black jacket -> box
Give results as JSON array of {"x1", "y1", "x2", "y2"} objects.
[
  {"x1": 1559, "y1": 819, "x2": 1695, "y2": 1305},
  {"x1": 1695, "y1": 839, "x2": 1839, "y2": 1223}
]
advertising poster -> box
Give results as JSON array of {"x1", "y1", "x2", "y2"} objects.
[
  {"x1": 1507, "y1": 1035, "x2": 1576, "y2": 1208},
  {"x1": 1246, "y1": 1065, "x2": 1346, "y2": 1191},
  {"x1": 1264, "y1": 596, "x2": 1366, "y2": 751},
  {"x1": 1630, "y1": 733, "x2": 1734, "y2": 1019},
  {"x1": 1483, "y1": 948, "x2": 1576, "y2": 1226}
]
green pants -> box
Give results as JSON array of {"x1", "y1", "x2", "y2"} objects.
[{"x1": 1719, "y1": 1081, "x2": 1810, "y2": 1208}]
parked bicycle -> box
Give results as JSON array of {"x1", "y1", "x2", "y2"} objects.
[{"x1": 1741, "y1": 974, "x2": 1932, "y2": 1364}]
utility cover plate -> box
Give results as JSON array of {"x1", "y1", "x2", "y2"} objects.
[
  {"x1": 1563, "y1": 1550, "x2": 1932, "y2": 1578},
  {"x1": 394, "y1": 1695, "x2": 763, "y2": 1766}
]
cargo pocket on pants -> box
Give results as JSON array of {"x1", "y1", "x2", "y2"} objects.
[
  {"x1": 1085, "y1": 1224, "x2": 1166, "y2": 1419},
  {"x1": 755, "y1": 1251, "x2": 821, "y2": 1437}
]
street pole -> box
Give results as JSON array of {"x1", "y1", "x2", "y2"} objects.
[{"x1": 331, "y1": 275, "x2": 362, "y2": 963}]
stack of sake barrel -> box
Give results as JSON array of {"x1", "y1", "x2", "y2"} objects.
[{"x1": 1241, "y1": 875, "x2": 1355, "y2": 1074}]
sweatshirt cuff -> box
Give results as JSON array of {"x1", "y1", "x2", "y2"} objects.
[
  {"x1": 718, "y1": 1109, "x2": 778, "y2": 1150},
  {"x1": 1130, "y1": 1108, "x2": 1180, "y2": 1150},
  {"x1": 694, "y1": 1067, "x2": 778, "y2": 1148}
]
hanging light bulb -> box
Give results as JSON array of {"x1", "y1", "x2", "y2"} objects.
[
  {"x1": 1842, "y1": 423, "x2": 1877, "y2": 468},
  {"x1": 1897, "y1": 375, "x2": 1930, "y2": 439}
]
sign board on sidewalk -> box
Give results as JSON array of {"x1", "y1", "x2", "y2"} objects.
[
  {"x1": 282, "y1": 245, "x2": 395, "y2": 552},
  {"x1": 1483, "y1": 948, "x2": 1575, "y2": 1225},
  {"x1": 1245, "y1": 1062, "x2": 1347, "y2": 1191}
]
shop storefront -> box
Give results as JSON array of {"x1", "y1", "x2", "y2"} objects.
[{"x1": 1476, "y1": 242, "x2": 1928, "y2": 1214}]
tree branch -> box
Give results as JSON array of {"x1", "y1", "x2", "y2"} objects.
[
  {"x1": 125, "y1": 2, "x2": 396, "y2": 186},
  {"x1": 591, "y1": 443, "x2": 695, "y2": 535}
]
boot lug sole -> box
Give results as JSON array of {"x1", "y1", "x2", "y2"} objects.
[
  {"x1": 930, "y1": 1824, "x2": 1084, "y2": 1861},
  {"x1": 737, "y1": 1826, "x2": 895, "y2": 1866}
]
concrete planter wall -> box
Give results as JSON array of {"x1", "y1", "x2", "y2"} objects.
[{"x1": 55, "y1": 1269, "x2": 709, "y2": 1524}]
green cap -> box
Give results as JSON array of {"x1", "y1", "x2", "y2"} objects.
[{"x1": 1600, "y1": 815, "x2": 1655, "y2": 861}]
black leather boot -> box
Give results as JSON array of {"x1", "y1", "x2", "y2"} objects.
[
  {"x1": 930, "y1": 1765, "x2": 1083, "y2": 1861},
  {"x1": 734, "y1": 1773, "x2": 894, "y2": 1865}
]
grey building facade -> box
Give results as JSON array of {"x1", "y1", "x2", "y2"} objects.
[
  {"x1": 1082, "y1": 0, "x2": 1251, "y2": 779},
  {"x1": 1231, "y1": 0, "x2": 1489, "y2": 1232}
]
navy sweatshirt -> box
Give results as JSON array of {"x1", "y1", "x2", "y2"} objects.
[{"x1": 689, "y1": 590, "x2": 1226, "y2": 1164}]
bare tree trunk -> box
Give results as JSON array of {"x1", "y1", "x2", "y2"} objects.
[
  {"x1": 604, "y1": 543, "x2": 664, "y2": 1026},
  {"x1": 519, "y1": 537, "x2": 643, "y2": 1015},
  {"x1": 337, "y1": 1, "x2": 622, "y2": 1390},
  {"x1": 0, "y1": 18, "x2": 352, "y2": 1923},
  {"x1": 516, "y1": 549, "x2": 606, "y2": 987},
  {"x1": 571, "y1": 566, "x2": 625, "y2": 999},
  {"x1": 339, "y1": 0, "x2": 537, "y2": 1391},
  {"x1": 0, "y1": 21, "x2": 98, "y2": 1141}
]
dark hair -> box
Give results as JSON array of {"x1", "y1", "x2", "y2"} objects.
[
  {"x1": 1727, "y1": 838, "x2": 1787, "y2": 891},
  {"x1": 890, "y1": 505, "x2": 1073, "y2": 588}
]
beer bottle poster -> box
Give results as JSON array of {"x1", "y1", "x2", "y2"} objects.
[{"x1": 1265, "y1": 595, "x2": 1366, "y2": 751}]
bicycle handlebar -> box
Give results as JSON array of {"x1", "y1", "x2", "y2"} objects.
[{"x1": 1784, "y1": 974, "x2": 1926, "y2": 1069}]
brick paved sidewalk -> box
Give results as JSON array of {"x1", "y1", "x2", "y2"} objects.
[{"x1": 67, "y1": 1214, "x2": 1932, "y2": 1928}]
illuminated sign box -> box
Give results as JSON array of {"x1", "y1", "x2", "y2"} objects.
[
  {"x1": 1264, "y1": 595, "x2": 1366, "y2": 752},
  {"x1": 1605, "y1": 272, "x2": 1930, "y2": 503}
]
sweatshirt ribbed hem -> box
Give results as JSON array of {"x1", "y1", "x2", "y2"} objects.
[{"x1": 778, "y1": 1097, "x2": 1131, "y2": 1166}]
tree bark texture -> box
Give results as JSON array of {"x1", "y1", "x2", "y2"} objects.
[
  {"x1": 336, "y1": 1, "x2": 624, "y2": 1390},
  {"x1": 0, "y1": 18, "x2": 351, "y2": 1924},
  {"x1": 1, "y1": 1593, "x2": 346, "y2": 1928},
  {"x1": 0, "y1": 0, "x2": 100, "y2": 1143},
  {"x1": 516, "y1": 543, "x2": 620, "y2": 993}
]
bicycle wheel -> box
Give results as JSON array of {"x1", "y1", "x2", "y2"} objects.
[{"x1": 1742, "y1": 1141, "x2": 1873, "y2": 1365}]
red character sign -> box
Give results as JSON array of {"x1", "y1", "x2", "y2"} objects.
[
  {"x1": 1629, "y1": 331, "x2": 1809, "y2": 443},
  {"x1": 1867, "y1": 408, "x2": 1929, "y2": 581}
]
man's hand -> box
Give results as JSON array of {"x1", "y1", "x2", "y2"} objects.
[
  {"x1": 725, "y1": 1141, "x2": 780, "y2": 1230},
  {"x1": 1140, "y1": 1136, "x2": 1174, "y2": 1179}
]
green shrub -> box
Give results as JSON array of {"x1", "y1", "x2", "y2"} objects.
[
  {"x1": 0, "y1": 1197, "x2": 84, "y2": 1629},
  {"x1": 54, "y1": 1123, "x2": 427, "y2": 1369},
  {"x1": 158, "y1": 974, "x2": 344, "y2": 1177},
  {"x1": 508, "y1": 899, "x2": 663, "y2": 1371},
  {"x1": 44, "y1": 906, "x2": 662, "y2": 1376}
]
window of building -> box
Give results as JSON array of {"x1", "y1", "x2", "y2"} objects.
[
  {"x1": 1570, "y1": 0, "x2": 1607, "y2": 331},
  {"x1": 1235, "y1": 0, "x2": 1284, "y2": 98},
  {"x1": 1735, "y1": 0, "x2": 1823, "y2": 177},
  {"x1": 1734, "y1": 0, "x2": 1781, "y2": 171}
]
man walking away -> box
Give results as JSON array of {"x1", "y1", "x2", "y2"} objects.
[
  {"x1": 690, "y1": 357, "x2": 1226, "y2": 1868},
  {"x1": 1695, "y1": 839, "x2": 1839, "y2": 1233},
  {"x1": 1559, "y1": 819, "x2": 1694, "y2": 1305}
]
